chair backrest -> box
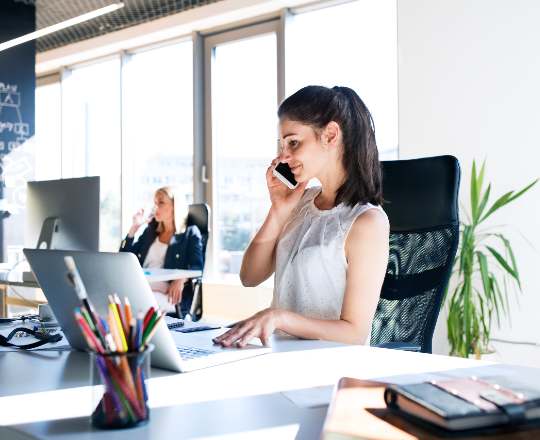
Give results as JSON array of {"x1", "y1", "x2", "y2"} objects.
[
  {"x1": 186, "y1": 203, "x2": 210, "y2": 263},
  {"x1": 178, "y1": 203, "x2": 210, "y2": 321},
  {"x1": 370, "y1": 155, "x2": 460, "y2": 353}
]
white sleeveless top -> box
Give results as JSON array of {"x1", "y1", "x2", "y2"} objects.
[{"x1": 272, "y1": 187, "x2": 386, "y2": 321}]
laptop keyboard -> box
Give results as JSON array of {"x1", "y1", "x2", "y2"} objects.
[{"x1": 177, "y1": 345, "x2": 217, "y2": 360}]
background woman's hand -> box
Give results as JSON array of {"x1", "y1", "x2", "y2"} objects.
[
  {"x1": 167, "y1": 278, "x2": 185, "y2": 305},
  {"x1": 213, "y1": 308, "x2": 280, "y2": 348},
  {"x1": 128, "y1": 208, "x2": 150, "y2": 237}
]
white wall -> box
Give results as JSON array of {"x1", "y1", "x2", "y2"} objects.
[{"x1": 398, "y1": 0, "x2": 540, "y2": 365}]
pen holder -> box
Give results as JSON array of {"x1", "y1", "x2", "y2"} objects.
[{"x1": 89, "y1": 345, "x2": 153, "y2": 430}]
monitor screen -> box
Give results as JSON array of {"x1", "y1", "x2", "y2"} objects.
[{"x1": 25, "y1": 176, "x2": 100, "y2": 251}]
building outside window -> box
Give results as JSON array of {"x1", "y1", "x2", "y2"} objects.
[
  {"x1": 122, "y1": 41, "x2": 194, "y2": 237},
  {"x1": 62, "y1": 57, "x2": 121, "y2": 251},
  {"x1": 286, "y1": 0, "x2": 398, "y2": 158},
  {"x1": 208, "y1": 30, "x2": 277, "y2": 281}
]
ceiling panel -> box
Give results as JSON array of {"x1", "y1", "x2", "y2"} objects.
[{"x1": 12, "y1": 0, "x2": 222, "y2": 53}]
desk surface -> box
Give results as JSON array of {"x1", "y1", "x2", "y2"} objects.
[
  {"x1": 0, "y1": 275, "x2": 39, "y2": 288},
  {"x1": 0, "y1": 334, "x2": 532, "y2": 440},
  {"x1": 142, "y1": 268, "x2": 202, "y2": 282}
]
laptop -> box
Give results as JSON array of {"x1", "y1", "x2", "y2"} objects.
[{"x1": 23, "y1": 249, "x2": 271, "y2": 372}]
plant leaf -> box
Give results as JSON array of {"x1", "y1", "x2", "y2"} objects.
[
  {"x1": 474, "y1": 184, "x2": 491, "y2": 225},
  {"x1": 479, "y1": 191, "x2": 514, "y2": 223},
  {"x1": 506, "y1": 178, "x2": 539, "y2": 205},
  {"x1": 494, "y1": 234, "x2": 521, "y2": 290},
  {"x1": 471, "y1": 161, "x2": 479, "y2": 222},
  {"x1": 476, "y1": 251, "x2": 492, "y2": 302},
  {"x1": 490, "y1": 275, "x2": 506, "y2": 326},
  {"x1": 477, "y1": 160, "x2": 486, "y2": 198},
  {"x1": 480, "y1": 179, "x2": 539, "y2": 222},
  {"x1": 486, "y1": 245, "x2": 520, "y2": 284}
]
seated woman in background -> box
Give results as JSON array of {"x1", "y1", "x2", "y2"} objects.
[
  {"x1": 120, "y1": 186, "x2": 204, "y2": 314},
  {"x1": 214, "y1": 85, "x2": 389, "y2": 348}
]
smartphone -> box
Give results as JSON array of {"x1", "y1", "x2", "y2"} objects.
[{"x1": 272, "y1": 162, "x2": 298, "y2": 190}]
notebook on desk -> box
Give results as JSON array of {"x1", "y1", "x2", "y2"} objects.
[
  {"x1": 323, "y1": 377, "x2": 540, "y2": 440},
  {"x1": 23, "y1": 249, "x2": 271, "y2": 372},
  {"x1": 385, "y1": 376, "x2": 540, "y2": 432}
]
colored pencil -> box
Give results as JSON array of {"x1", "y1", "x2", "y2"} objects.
[
  {"x1": 136, "y1": 313, "x2": 143, "y2": 349},
  {"x1": 124, "y1": 297, "x2": 133, "y2": 333},
  {"x1": 95, "y1": 355, "x2": 125, "y2": 416},
  {"x1": 143, "y1": 310, "x2": 158, "y2": 336},
  {"x1": 113, "y1": 293, "x2": 129, "y2": 336},
  {"x1": 143, "y1": 306, "x2": 155, "y2": 329},
  {"x1": 74, "y1": 310, "x2": 104, "y2": 354},
  {"x1": 109, "y1": 300, "x2": 128, "y2": 352},
  {"x1": 106, "y1": 358, "x2": 144, "y2": 419},
  {"x1": 108, "y1": 309, "x2": 122, "y2": 352},
  {"x1": 142, "y1": 312, "x2": 163, "y2": 347},
  {"x1": 80, "y1": 307, "x2": 96, "y2": 332},
  {"x1": 135, "y1": 366, "x2": 146, "y2": 418},
  {"x1": 129, "y1": 318, "x2": 136, "y2": 352}
]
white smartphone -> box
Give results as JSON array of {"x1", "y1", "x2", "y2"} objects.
[{"x1": 272, "y1": 162, "x2": 298, "y2": 190}]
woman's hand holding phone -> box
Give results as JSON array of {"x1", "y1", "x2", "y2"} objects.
[{"x1": 266, "y1": 158, "x2": 307, "y2": 223}]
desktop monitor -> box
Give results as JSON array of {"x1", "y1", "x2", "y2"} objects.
[{"x1": 25, "y1": 176, "x2": 100, "y2": 251}]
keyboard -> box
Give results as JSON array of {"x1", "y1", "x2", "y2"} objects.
[
  {"x1": 165, "y1": 316, "x2": 184, "y2": 330},
  {"x1": 177, "y1": 345, "x2": 217, "y2": 360}
]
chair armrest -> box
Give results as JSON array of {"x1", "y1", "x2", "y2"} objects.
[{"x1": 374, "y1": 342, "x2": 421, "y2": 352}]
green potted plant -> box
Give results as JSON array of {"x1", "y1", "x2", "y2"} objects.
[{"x1": 447, "y1": 160, "x2": 538, "y2": 358}]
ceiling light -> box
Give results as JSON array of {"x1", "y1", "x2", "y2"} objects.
[{"x1": 0, "y1": 2, "x2": 125, "y2": 53}]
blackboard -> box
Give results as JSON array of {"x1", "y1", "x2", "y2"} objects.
[{"x1": 0, "y1": 1, "x2": 35, "y2": 261}]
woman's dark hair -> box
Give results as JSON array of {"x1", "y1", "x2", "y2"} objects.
[{"x1": 277, "y1": 85, "x2": 383, "y2": 206}]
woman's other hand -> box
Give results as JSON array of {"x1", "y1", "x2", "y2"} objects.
[
  {"x1": 266, "y1": 158, "x2": 307, "y2": 222},
  {"x1": 167, "y1": 278, "x2": 186, "y2": 305},
  {"x1": 212, "y1": 308, "x2": 280, "y2": 348},
  {"x1": 128, "y1": 208, "x2": 150, "y2": 237}
]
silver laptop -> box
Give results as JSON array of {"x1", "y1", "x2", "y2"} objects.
[{"x1": 23, "y1": 249, "x2": 271, "y2": 372}]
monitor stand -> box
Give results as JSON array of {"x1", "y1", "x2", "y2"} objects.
[
  {"x1": 21, "y1": 217, "x2": 60, "y2": 284},
  {"x1": 36, "y1": 217, "x2": 59, "y2": 250}
]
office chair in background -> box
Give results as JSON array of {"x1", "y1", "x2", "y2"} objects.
[
  {"x1": 175, "y1": 203, "x2": 210, "y2": 321},
  {"x1": 370, "y1": 155, "x2": 460, "y2": 353}
]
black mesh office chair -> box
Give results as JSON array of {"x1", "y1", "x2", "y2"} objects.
[
  {"x1": 370, "y1": 155, "x2": 460, "y2": 353},
  {"x1": 175, "y1": 203, "x2": 210, "y2": 321}
]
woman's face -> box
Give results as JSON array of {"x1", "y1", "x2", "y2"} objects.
[
  {"x1": 277, "y1": 119, "x2": 328, "y2": 183},
  {"x1": 153, "y1": 191, "x2": 174, "y2": 224}
]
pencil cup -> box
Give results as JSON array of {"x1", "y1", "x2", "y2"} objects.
[{"x1": 89, "y1": 345, "x2": 153, "y2": 429}]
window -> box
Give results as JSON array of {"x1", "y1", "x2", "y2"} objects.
[
  {"x1": 34, "y1": 79, "x2": 62, "y2": 181},
  {"x1": 62, "y1": 57, "x2": 122, "y2": 251},
  {"x1": 122, "y1": 41, "x2": 194, "y2": 237},
  {"x1": 27, "y1": 2, "x2": 399, "y2": 283},
  {"x1": 206, "y1": 25, "x2": 278, "y2": 281},
  {"x1": 286, "y1": 0, "x2": 398, "y2": 158}
]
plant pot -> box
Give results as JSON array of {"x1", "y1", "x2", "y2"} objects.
[{"x1": 467, "y1": 346, "x2": 498, "y2": 361}]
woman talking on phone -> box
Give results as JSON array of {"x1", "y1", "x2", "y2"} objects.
[
  {"x1": 214, "y1": 85, "x2": 389, "y2": 348},
  {"x1": 120, "y1": 186, "x2": 204, "y2": 314}
]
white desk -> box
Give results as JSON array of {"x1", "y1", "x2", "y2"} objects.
[
  {"x1": 143, "y1": 268, "x2": 202, "y2": 282},
  {"x1": 0, "y1": 333, "x2": 531, "y2": 439},
  {"x1": 0, "y1": 268, "x2": 202, "y2": 318},
  {"x1": 0, "y1": 275, "x2": 43, "y2": 317}
]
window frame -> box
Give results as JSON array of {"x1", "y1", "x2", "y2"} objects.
[{"x1": 201, "y1": 19, "x2": 284, "y2": 279}]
